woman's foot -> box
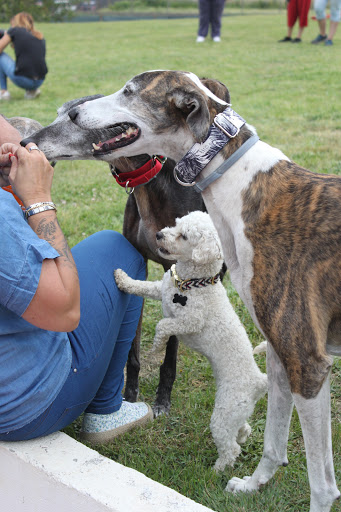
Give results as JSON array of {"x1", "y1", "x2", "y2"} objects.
[
  {"x1": 0, "y1": 90, "x2": 11, "y2": 100},
  {"x1": 80, "y1": 400, "x2": 153, "y2": 445},
  {"x1": 278, "y1": 36, "x2": 292, "y2": 42},
  {"x1": 24, "y1": 89, "x2": 41, "y2": 100}
]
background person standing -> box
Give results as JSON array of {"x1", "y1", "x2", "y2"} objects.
[
  {"x1": 196, "y1": 0, "x2": 226, "y2": 43},
  {"x1": 311, "y1": 0, "x2": 341, "y2": 45},
  {"x1": 278, "y1": 0, "x2": 312, "y2": 43}
]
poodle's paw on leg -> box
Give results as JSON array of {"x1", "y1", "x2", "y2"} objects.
[
  {"x1": 237, "y1": 422, "x2": 252, "y2": 444},
  {"x1": 114, "y1": 269, "x2": 130, "y2": 292}
]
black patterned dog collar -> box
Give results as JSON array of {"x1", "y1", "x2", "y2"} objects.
[
  {"x1": 171, "y1": 264, "x2": 220, "y2": 292},
  {"x1": 173, "y1": 108, "x2": 245, "y2": 186}
]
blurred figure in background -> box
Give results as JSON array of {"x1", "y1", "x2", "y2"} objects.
[
  {"x1": 196, "y1": 0, "x2": 226, "y2": 43},
  {"x1": 311, "y1": 0, "x2": 341, "y2": 45},
  {"x1": 0, "y1": 12, "x2": 48, "y2": 100},
  {"x1": 278, "y1": 0, "x2": 312, "y2": 43}
]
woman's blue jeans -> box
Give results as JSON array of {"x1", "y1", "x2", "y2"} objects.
[
  {"x1": 0, "y1": 52, "x2": 44, "y2": 91},
  {"x1": 0, "y1": 230, "x2": 145, "y2": 441}
]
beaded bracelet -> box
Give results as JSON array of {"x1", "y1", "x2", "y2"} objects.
[{"x1": 24, "y1": 202, "x2": 57, "y2": 220}]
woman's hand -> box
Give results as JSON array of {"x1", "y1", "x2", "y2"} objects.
[
  {"x1": 0, "y1": 142, "x2": 54, "y2": 206},
  {"x1": 0, "y1": 148, "x2": 13, "y2": 187}
]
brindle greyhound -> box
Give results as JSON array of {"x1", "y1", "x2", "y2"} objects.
[
  {"x1": 20, "y1": 79, "x2": 228, "y2": 416},
  {"x1": 51, "y1": 70, "x2": 341, "y2": 512}
]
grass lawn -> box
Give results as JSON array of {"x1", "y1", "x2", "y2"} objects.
[{"x1": 1, "y1": 12, "x2": 341, "y2": 511}]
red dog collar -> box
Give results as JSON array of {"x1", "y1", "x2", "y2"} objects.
[{"x1": 111, "y1": 155, "x2": 167, "y2": 193}]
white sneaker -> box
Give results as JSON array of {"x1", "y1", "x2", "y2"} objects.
[
  {"x1": 0, "y1": 90, "x2": 11, "y2": 100},
  {"x1": 213, "y1": 36, "x2": 221, "y2": 42},
  {"x1": 196, "y1": 36, "x2": 205, "y2": 43},
  {"x1": 80, "y1": 400, "x2": 153, "y2": 445},
  {"x1": 24, "y1": 88, "x2": 41, "y2": 100}
]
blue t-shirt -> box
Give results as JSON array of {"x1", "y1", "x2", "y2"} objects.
[{"x1": 0, "y1": 189, "x2": 72, "y2": 433}]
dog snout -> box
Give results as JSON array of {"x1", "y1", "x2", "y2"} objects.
[
  {"x1": 156, "y1": 231, "x2": 164, "y2": 241},
  {"x1": 20, "y1": 136, "x2": 36, "y2": 147},
  {"x1": 68, "y1": 107, "x2": 79, "y2": 123}
]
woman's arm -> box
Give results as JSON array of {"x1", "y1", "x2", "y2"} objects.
[
  {"x1": 2, "y1": 142, "x2": 80, "y2": 332},
  {"x1": 0, "y1": 33, "x2": 11, "y2": 54}
]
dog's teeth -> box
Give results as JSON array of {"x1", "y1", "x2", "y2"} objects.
[{"x1": 92, "y1": 143, "x2": 100, "y2": 150}]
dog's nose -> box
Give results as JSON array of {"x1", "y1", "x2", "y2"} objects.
[
  {"x1": 156, "y1": 232, "x2": 164, "y2": 240},
  {"x1": 20, "y1": 136, "x2": 36, "y2": 147},
  {"x1": 68, "y1": 108, "x2": 79, "y2": 123}
]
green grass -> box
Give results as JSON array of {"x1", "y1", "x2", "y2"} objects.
[{"x1": 2, "y1": 13, "x2": 341, "y2": 511}]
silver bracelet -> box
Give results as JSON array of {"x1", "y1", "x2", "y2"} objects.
[{"x1": 24, "y1": 202, "x2": 57, "y2": 219}]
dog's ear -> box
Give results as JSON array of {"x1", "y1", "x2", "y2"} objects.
[
  {"x1": 192, "y1": 234, "x2": 223, "y2": 265},
  {"x1": 169, "y1": 88, "x2": 211, "y2": 142},
  {"x1": 200, "y1": 78, "x2": 231, "y2": 104}
]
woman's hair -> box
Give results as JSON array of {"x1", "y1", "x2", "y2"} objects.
[{"x1": 11, "y1": 12, "x2": 43, "y2": 40}]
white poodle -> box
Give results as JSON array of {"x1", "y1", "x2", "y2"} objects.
[{"x1": 115, "y1": 211, "x2": 267, "y2": 470}]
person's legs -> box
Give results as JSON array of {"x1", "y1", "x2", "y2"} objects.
[
  {"x1": 326, "y1": 0, "x2": 341, "y2": 41},
  {"x1": 311, "y1": 0, "x2": 328, "y2": 41},
  {"x1": 210, "y1": 0, "x2": 225, "y2": 39},
  {"x1": 0, "y1": 53, "x2": 15, "y2": 91},
  {"x1": 287, "y1": 0, "x2": 299, "y2": 38},
  {"x1": 198, "y1": 0, "x2": 211, "y2": 38},
  {"x1": 0, "y1": 231, "x2": 147, "y2": 441},
  {"x1": 0, "y1": 53, "x2": 42, "y2": 93}
]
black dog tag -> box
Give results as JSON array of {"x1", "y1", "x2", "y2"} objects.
[{"x1": 173, "y1": 293, "x2": 187, "y2": 306}]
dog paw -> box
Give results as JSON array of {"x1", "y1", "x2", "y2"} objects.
[
  {"x1": 114, "y1": 269, "x2": 129, "y2": 291},
  {"x1": 152, "y1": 403, "x2": 170, "y2": 418},
  {"x1": 214, "y1": 458, "x2": 229, "y2": 473},
  {"x1": 226, "y1": 476, "x2": 253, "y2": 493},
  {"x1": 151, "y1": 337, "x2": 168, "y2": 353},
  {"x1": 237, "y1": 422, "x2": 252, "y2": 444},
  {"x1": 253, "y1": 340, "x2": 267, "y2": 355}
]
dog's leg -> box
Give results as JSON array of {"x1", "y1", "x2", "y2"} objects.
[
  {"x1": 115, "y1": 269, "x2": 162, "y2": 300},
  {"x1": 294, "y1": 372, "x2": 340, "y2": 512},
  {"x1": 227, "y1": 343, "x2": 294, "y2": 492},
  {"x1": 153, "y1": 335, "x2": 179, "y2": 417},
  {"x1": 152, "y1": 317, "x2": 205, "y2": 352}
]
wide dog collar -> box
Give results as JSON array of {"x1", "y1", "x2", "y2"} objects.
[
  {"x1": 173, "y1": 108, "x2": 259, "y2": 192},
  {"x1": 171, "y1": 264, "x2": 220, "y2": 293},
  {"x1": 111, "y1": 155, "x2": 167, "y2": 193}
]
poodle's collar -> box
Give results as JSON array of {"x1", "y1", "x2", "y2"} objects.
[{"x1": 171, "y1": 264, "x2": 220, "y2": 292}]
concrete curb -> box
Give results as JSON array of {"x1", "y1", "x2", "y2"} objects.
[{"x1": 0, "y1": 431, "x2": 214, "y2": 512}]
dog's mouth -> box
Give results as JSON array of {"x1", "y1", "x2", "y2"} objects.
[
  {"x1": 91, "y1": 123, "x2": 140, "y2": 156},
  {"x1": 158, "y1": 247, "x2": 170, "y2": 256}
]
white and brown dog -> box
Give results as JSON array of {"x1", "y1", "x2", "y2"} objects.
[
  {"x1": 58, "y1": 70, "x2": 341, "y2": 512},
  {"x1": 115, "y1": 210, "x2": 267, "y2": 471}
]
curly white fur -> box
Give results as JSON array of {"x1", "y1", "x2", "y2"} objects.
[{"x1": 115, "y1": 211, "x2": 267, "y2": 470}]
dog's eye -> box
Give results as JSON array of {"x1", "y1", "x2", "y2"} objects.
[{"x1": 181, "y1": 234, "x2": 188, "y2": 240}]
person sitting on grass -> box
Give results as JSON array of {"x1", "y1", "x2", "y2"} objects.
[
  {"x1": 0, "y1": 12, "x2": 48, "y2": 101},
  {"x1": 0, "y1": 116, "x2": 153, "y2": 444}
]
